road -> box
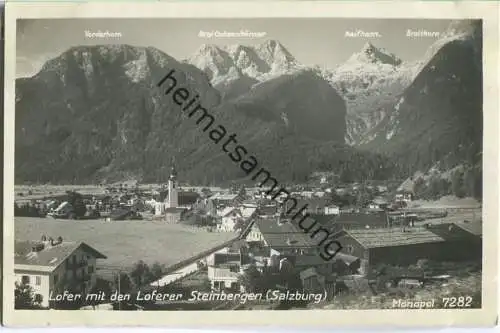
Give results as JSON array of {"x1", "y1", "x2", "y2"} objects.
[{"x1": 149, "y1": 261, "x2": 199, "y2": 287}]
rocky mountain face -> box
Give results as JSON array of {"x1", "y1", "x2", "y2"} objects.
[
  {"x1": 186, "y1": 40, "x2": 298, "y2": 100},
  {"x1": 362, "y1": 20, "x2": 483, "y2": 174},
  {"x1": 321, "y1": 42, "x2": 417, "y2": 145},
  {"x1": 188, "y1": 40, "x2": 418, "y2": 146},
  {"x1": 16, "y1": 21, "x2": 483, "y2": 185},
  {"x1": 15, "y1": 45, "x2": 356, "y2": 184}
]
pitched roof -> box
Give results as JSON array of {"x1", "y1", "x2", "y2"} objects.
[
  {"x1": 257, "y1": 205, "x2": 278, "y2": 216},
  {"x1": 156, "y1": 191, "x2": 200, "y2": 205},
  {"x1": 241, "y1": 206, "x2": 257, "y2": 218},
  {"x1": 341, "y1": 227, "x2": 447, "y2": 249},
  {"x1": 15, "y1": 240, "x2": 106, "y2": 272},
  {"x1": 453, "y1": 221, "x2": 482, "y2": 237},
  {"x1": 109, "y1": 208, "x2": 133, "y2": 219},
  {"x1": 254, "y1": 218, "x2": 314, "y2": 248},
  {"x1": 297, "y1": 198, "x2": 329, "y2": 211},
  {"x1": 219, "y1": 206, "x2": 240, "y2": 217},
  {"x1": 211, "y1": 193, "x2": 239, "y2": 201}
]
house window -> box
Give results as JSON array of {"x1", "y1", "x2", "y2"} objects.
[
  {"x1": 21, "y1": 275, "x2": 30, "y2": 284},
  {"x1": 54, "y1": 274, "x2": 58, "y2": 284},
  {"x1": 229, "y1": 266, "x2": 239, "y2": 273},
  {"x1": 346, "y1": 245, "x2": 354, "y2": 254},
  {"x1": 72, "y1": 255, "x2": 76, "y2": 264},
  {"x1": 88, "y1": 265, "x2": 94, "y2": 274},
  {"x1": 35, "y1": 276, "x2": 41, "y2": 286}
]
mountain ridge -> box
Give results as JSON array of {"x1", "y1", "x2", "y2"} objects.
[{"x1": 16, "y1": 44, "x2": 379, "y2": 185}]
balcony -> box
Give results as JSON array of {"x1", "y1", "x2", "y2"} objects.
[
  {"x1": 66, "y1": 260, "x2": 88, "y2": 269},
  {"x1": 208, "y1": 266, "x2": 240, "y2": 281}
]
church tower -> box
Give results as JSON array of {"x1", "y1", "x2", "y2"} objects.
[{"x1": 167, "y1": 165, "x2": 178, "y2": 208}]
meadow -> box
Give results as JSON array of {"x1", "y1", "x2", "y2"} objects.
[{"x1": 15, "y1": 217, "x2": 237, "y2": 270}]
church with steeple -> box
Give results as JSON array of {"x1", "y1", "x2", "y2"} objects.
[
  {"x1": 153, "y1": 164, "x2": 200, "y2": 223},
  {"x1": 167, "y1": 165, "x2": 178, "y2": 208}
]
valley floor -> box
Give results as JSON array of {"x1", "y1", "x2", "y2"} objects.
[{"x1": 14, "y1": 217, "x2": 237, "y2": 272}]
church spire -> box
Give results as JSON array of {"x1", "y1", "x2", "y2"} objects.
[
  {"x1": 169, "y1": 157, "x2": 177, "y2": 181},
  {"x1": 169, "y1": 164, "x2": 177, "y2": 181},
  {"x1": 167, "y1": 159, "x2": 178, "y2": 208}
]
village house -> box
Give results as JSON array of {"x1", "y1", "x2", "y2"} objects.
[
  {"x1": 376, "y1": 185, "x2": 388, "y2": 193},
  {"x1": 387, "y1": 211, "x2": 419, "y2": 228},
  {"x1": 331, "y1": 223, "x2": 482, "y2": 276},
  {"x1": 394, "y1": 191, "x2": 413, "y2": 203},
  {"x1": 367, "y1": 197, "x2": 389, "y2": 211},
  {"x1": 206, "y1": 243, "x2": 249, "y2": 291},
  {"x1": 14, "y1": 237, "x2": 107, "y2": 308},
  {"x1": 243, "y1": 217, "x2": 317, "y2": 271},
  {"x1": 256, "y1": 203, "x2": 278, "y2": 218},
  {"x1": 210, "y1": 192, "x2": 243, "y2": 208},
  {"x1": 299, "y1": 191, "x2": 315, "y2": 198},
  {"x1": 334, "y1": 187, "x2": 348, "y2": 195},
  {"x1": 240, "y1": 202, "x2": 258, "y2": 219},
  {"x1": 324, "y1": 204, "x2": 340, "y2": 216},
  {"x1": 218, "y1": 207, "x2": 244, "y2": 232}
]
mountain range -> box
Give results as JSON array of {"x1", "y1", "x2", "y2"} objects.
[{"x1": 15, "y1": 20, "x2": 482, "y2": 185}]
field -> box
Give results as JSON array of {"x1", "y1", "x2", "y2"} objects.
[
  {"x1": 15, "y1": 185, "x2": 106, "y2": 201},
  {"x1": 15, "y1": 217, "x2": 238, "y2": 270}
]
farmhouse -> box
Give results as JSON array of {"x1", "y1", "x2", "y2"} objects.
[
  {"x1": 243, "y1": 217, "x2": 318, "y2": 272},
  {"x1": 332, "y1": 223, "x2": 482, "y2": 276},
  {"x1": 15, "y1": 237, "x2": 107, "y2": 308}
]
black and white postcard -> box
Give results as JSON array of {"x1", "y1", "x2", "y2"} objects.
[{"x1": 2, "y1": 1, "x2": 498, "y2": 328}]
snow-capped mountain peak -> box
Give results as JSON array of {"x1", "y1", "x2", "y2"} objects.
[
  {"x1": 187, "y1": 40, "x2": 299, "y2": 91},
  {"x1": 187, "y1": 44, "x2": 235, "y2": 81},
  {"x1": 346, "y1": 42, "x2": 402, "y2": 66}
]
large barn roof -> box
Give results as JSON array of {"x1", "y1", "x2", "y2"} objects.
[{"x1": 341, "y1": 227, "x2": 447, "y2": 249}]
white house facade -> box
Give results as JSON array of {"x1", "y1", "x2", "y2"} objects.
[{"x1": 14, "y1": 238, "x2": 107, "y2": 308}]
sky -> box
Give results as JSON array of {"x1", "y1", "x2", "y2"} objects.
[{"x1": 16, "y1": 18, "x2": 455, "y2": 78}]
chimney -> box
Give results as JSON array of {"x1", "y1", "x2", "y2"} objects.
[{"x1": 31, "y1": 243, "x2": 45, "y2": 252}]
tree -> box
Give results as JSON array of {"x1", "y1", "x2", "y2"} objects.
[
  {"x1": 238, "y1": 185, "x2": 247, "y2": 198},
  {"x1": 238, "y1": 264, "x2": 262, "y2": 293},
  {"x1": 87, "y1": 278, "x2": 113, "y2": 308},
  {"x1": 413, "y1": 177, "x2": 427, "y2": 199},
  {"x1": 113, "y1": 272, "x2": 134, "y2": 295},
  {"x1": 15, "y1": 282, "x2": 42, "y2": 309},
  {"x1": 130, "y1": 260, "x2": 153, "y2": 287},
  {"x1": 65, "y1": 191, "x2": 87, "y2": 217},
  {"x1": 451, "y1": 171, "x2": 466, "y2": 198},
  {"x1": 201, "y1": 188, "x2": 212, "y2": 197},
  {"x1": 150, "y1": 262, "x2": 164, "y2": 281}
]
